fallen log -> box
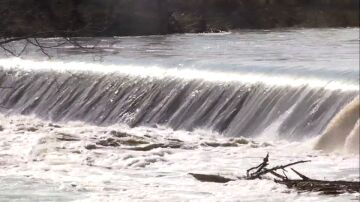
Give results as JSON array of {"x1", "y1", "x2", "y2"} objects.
[
  {"x1": 189, "y1": 173, "x2": 234, "y2": 183},
  {"x1": 189, "y1": 154, "x2": 360, "y2": 195},
  {"x1": 275, "y1": 179, "x2": 360, "y2": 195},
  {"x1": 269, "y1": 164, "x2": 359, "y2": 195}
]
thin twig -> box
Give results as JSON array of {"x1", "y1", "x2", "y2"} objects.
[
  {"x1": 247, "y1": 153, "x2": 269, "y2": 177},
  {"x1": 17, "y1": 40, "x2": 29, "y2": 56},
  {"x1": 269, "y1": 170, "x2": 287, "y2": 180},
  {"x1": 282, "y1": 170, "x2": 288, "y2": 179},
  {"x1": 248, "y1": 160, "x2": 311, "y2": 180},
  {"x1": 0, "y1": 44, "x2": 17, "y2": 56},
  {"x1": 33, "y1": 38, "x2": 51, "y2": 59},
  {"x1": 291, "y1": 168, "x2": 311, "y2": 180}
]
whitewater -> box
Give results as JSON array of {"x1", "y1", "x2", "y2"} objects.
[{"x1": 0, "y1": 28, "x2": 359, "y2": 201}]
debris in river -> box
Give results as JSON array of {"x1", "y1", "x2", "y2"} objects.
[
  {"x1": 246, "y1": 153, "x2": 310, "y2": 180},
  {"x1": 189, "y1": 154, "x2": 360, "y2": 195},
  {"x1": 189, "y1": 173, "x2": 234, "y2": 183},
  {"x1": 275, "y1": 178, "x2": 360, "y2": 195}
]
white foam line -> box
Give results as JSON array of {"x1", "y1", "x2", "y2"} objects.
[{"x1": 0, "y1": 58, "x2": 358, "y2": 91}]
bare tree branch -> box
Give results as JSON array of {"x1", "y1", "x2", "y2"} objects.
[
  {"x1": 0, "y1": 31, "x2": 91, "y2": 57},
  {"x1": 189, "y1": 154, "x2": 359, "y2": 195},
  {"x1": 0, "y1": 43, "x2": 19, "y2": 57},
  {"x1": 0, "y1": 36, "x2": 32, "y2": 45},
  {"x1": 33, "y1": 38, "x2": 51, "y2": 59},
  {"x1": 247, "y1": 153, "x2": 269, "y2": 177},
  {"x1": 291, "y1": 168, "x2": 310, "y2": 180},
  {"x1": 247, "y1": 159, "x2": 311, "y2": 180}
]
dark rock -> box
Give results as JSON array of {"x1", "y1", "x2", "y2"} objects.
[
  {"x1": 231, "y1": 138, "x2": 249, "y2": 145},
  {"x1": 166, "y1": 142, "x2": 183, "y2": 149},
  {"x1": 128, "y1": 142, "x2": 184, "y2": 151},
  {"x1": 109, "y1": 130, "x2": 130, "y2": 138},
  {"x1": 96, "y1": 136, "x2": 149, "y2": 147},
  {"x1": 55, "y1": 132, "x2": 80, "y2": 141},
  {"x1": 55, "y1": 146, "x2": 66, "y2": 150},
  {"x1": 166, "y1": 138, "x2": 184, "y2": 143},
  {"x1": 26, "y1": 127, "x2": 38, "y2": 132},
  {"x1": 85, "y1": 144, "x2": 97, "y2": 150},
  {"x1": 96, "y1": 138, "x2": 119, "y2": 147},
  {"x1": 120, "y1": 139, "x2": 149, "y2": 146},
  {"x1": 0, "y1": 125, "x2": 3, "y2": 131},
  {"x1": 201, "y1": 142, "x2": 238, "y2": 147},
  {"x1": 129, "y1": 143, "x2": 165, "y2": 151}
]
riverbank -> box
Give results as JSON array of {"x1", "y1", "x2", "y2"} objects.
[{"x1": 0, "y1": 0, "x2": 359, "y2": 37}]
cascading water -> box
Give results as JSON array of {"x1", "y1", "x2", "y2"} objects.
[
  {"x1": 0, "y1": 65, "x2": 357, "y2": 139},
  {"x1": 315, "y1": 97, "x2": 359, "y2": 153},
  {"x1": 0, "y1": 28, "x2": 358, "y2": 201}
]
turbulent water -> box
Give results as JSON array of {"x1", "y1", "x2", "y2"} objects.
[{"x1": 0, "y1": 28, "x2": 359, "y2": 201}]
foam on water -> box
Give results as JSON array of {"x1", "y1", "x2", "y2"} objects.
[
  {"x1": 0, "y1": 28, "x2": 358, "y2": 201},
  {"x1": 0, "y1": 114, "x2": 358, "y2": 201}
]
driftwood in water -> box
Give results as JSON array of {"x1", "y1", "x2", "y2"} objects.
[
  {"x1": 189, "y1": 154, "x2": 360, "y2": 195},
  {"x1": 275, "y1": 179, "x2": 360, "y2": 195},
  {"x1": 247, "y1": 154, "x2": 359, "y2": 195},
  {"x1": 246, "y1": 153, "x2": 310, "y2": 180},
  {"x1": 189, "y1": 173, "x2": 234, "y2": 183}
]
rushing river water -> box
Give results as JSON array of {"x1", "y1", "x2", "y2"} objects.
[{"x1": 0, "y1": 28, "x2": 359, "y2": 201}]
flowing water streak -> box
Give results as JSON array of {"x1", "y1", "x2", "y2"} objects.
[
  {"x1": 0, "y1": 59, "x2": 357, "y2": 139},
  {"x1": 0, "y1": 29, "x2": 359, "y2": 201},
  {"x1": 315, "y1": 98, "x2": 359, "y2": 153}
]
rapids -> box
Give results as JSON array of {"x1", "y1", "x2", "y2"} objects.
[{"x1": 0, "y1": 28, "x2": 358, "y2": 201}]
